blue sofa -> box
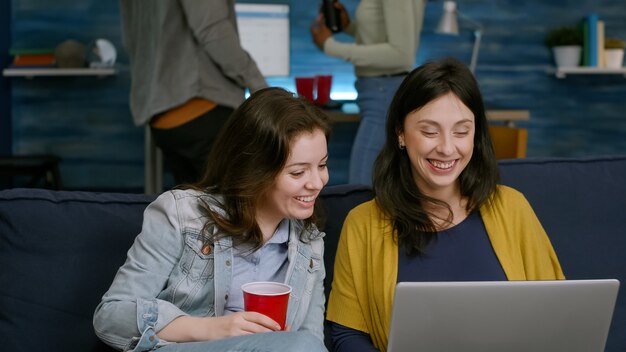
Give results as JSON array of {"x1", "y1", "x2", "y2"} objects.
[{"x1": 1, "y1": 156, "x2": 625, "y2": 352}]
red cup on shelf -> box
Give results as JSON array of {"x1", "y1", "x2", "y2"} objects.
[
  {"x1": 295, "y1": 77, "x2": 315, "y2": 103},
  {"x1": 315, "y1": 75, "x2": 333, "y2": 107},
  {"x1": 242, "y1": 281, "x2": 292, "y2": 330}
]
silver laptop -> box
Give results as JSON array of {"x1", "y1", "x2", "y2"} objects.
[{"x1": 387, "y1": 279, "x2": 619, "y2": 352}]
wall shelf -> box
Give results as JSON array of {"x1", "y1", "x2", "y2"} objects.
[
  {"x1": 552, "y1": 67, "x2": 626, "y2": 78},
  {"x1": 2, "y1": 67, "x2": 116, "y2": 78}
]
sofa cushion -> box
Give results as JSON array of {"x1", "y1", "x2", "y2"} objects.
[
  {"x1": 499, "y1": 155, "x2": 626, "y2": 352},
  {"x1": 0, "y1": 188, "x2": 156, "y2": 352}
]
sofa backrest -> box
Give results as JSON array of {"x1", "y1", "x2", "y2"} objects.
[
  {"x1": 498, "y1": 156, "x2": 626, "y2": 352},
  {"x1": 0, "y1": 189, "x2": 156, "y2": 352},
  {"x1": 318, "y1": 185, "x2": 374, "y2": 300},
  {"x1": 1, "y1": 156, "x2": 625, "y2": 351}
]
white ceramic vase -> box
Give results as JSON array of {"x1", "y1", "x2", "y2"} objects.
[
  {"x1": 552, "y1": 46, "x2": 581, "y2": 68},
  {"x1": 604, "y1": 49, "x2": 624, "y2": 69}
]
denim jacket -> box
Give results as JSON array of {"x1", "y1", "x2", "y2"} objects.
[{"x1": 93, "y1": 190, "x2": 326, "y2": 351}]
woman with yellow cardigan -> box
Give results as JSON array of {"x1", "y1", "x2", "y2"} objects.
[{"x1": 326, "y1": 58, "x2": 564, "y2": 351}]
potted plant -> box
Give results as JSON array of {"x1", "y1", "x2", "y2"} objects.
[
  {"x1": 545, "y1": 26, "x2": 583, "y2": 68},
  {"x1": 604, "y1": 37, "x2": 625, "y2": 68}
]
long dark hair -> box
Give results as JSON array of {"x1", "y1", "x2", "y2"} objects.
[
  {"x1": 372, "y1": 58, "x2": 499, "y2": 256},
  {"x1": 192, "y1": 87, "x2": 331, "y2": 249}
]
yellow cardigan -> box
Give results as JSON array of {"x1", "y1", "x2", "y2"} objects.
[{"x1": 326, "y1": 185, "x2": 565, "y2": 351}]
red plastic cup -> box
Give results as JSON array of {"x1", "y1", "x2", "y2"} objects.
[
  {"x1": 315, "y1": 75, "x2": 333, "y2": 107},
  {"x1": 242, "y1": 282, "x2": 292, "y2": 330},
  {"x1": 295, "y1": 77, "x2": 315, "y2": 103}
]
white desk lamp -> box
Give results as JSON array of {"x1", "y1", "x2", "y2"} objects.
[{"x1": 436, "y1": 1, "x2": 483, "y2": 73}]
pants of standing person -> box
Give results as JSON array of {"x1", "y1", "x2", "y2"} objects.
[
  {"x1": 151, "y1": 105, "x2": 233, "y2": 185},
  {"x1": 348, "y1": 75, "x2": 405, "y2": 185}
]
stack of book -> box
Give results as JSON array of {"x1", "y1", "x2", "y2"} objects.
[
  {"x1": 581, "y1": 13, "x2": 606, "y2": 68},
  {"x1": 9, "y1": 48, "x2": 56, "y2": 68}
]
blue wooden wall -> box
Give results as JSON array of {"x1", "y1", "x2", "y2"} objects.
[
  {"x1": 4, "y1": 0, "x2": 626, "y2": 191},
  {"x1": 1, "y1": 0, "x2": 11, "y2": 154}
]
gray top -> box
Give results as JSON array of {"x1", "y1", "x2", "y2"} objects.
[
  {"x1": 324, "y1": 0, "x2": 425, "y2": 77},
  {"x1": 224, "y1": 219, "x2": 290, "y2": 314},
  {"x1": 119, "y1": 0, "x2": 268, "y2": 126}
]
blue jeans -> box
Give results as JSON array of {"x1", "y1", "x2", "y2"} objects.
[
  {"x1": 156, "y1": 331, "x2": 327, "y2": 352},
  {"x1": 349, "y1": 76, "x2": 405, "y2": 185}
]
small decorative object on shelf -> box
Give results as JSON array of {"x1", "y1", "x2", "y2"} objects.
[
  {"x1": 545, "y1": 26, "x2": 583, "y2": 68},
  {"x1": 54, "y1": 39, "x2": 87, "y2": 68},
  {"x1": 9, "y1": 48, "x2": 55, "y2": 67},
  {"x1": 604, "y1": 37, "x2": 625, "y2": 69},
  {"x1": 88, "y1": 38, "x2": 117, "y2": 68}
]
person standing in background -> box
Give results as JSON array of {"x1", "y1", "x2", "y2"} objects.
[
  {"x1": 310, "y1": 0, "x2": 425, "y2": 186},
  {"x1": 119, "y1": 0, "x2": 267, "y2": 185}
]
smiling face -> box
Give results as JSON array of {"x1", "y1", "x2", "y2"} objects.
[
  {"x1": 398, "y1": 92, "x2": 475, "y2": 198},
  {"x1": 256, "y1": 129, "x2": 329, "y2": 229}
]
